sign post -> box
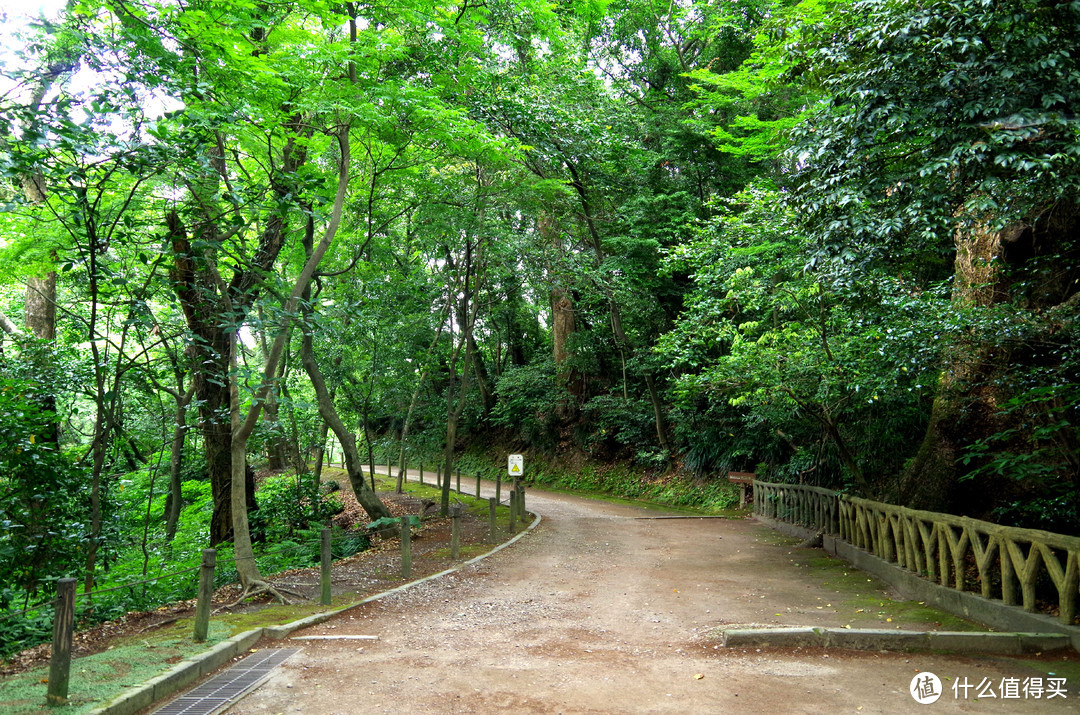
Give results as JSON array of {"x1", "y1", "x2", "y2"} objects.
[{"x1": 508, "y1": 454, "x2": 523, "y2": 478}]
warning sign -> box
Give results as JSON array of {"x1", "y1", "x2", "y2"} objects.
[{"x1": 508, "y1": 454, "x2": 524, "y2": 476}]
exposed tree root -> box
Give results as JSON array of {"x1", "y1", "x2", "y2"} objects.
[{"x1": 219, "y1": 580, "x2": 307, "y2": 610}]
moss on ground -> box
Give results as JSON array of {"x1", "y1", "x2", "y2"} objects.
[
  {"x1": 430, "y1": 545, "x2": 490, "y2": 560},
  {"x1": 796, "y1": 553, "x2": 981, "y2": 631}
]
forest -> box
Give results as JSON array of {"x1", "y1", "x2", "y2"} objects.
[{"x1": 0, "y1": 0, "x2": 1077, "y2": 656}]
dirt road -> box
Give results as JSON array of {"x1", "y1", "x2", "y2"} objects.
[{"x1": 227, "y1": 485, "x2": 1077, "y2": 713}]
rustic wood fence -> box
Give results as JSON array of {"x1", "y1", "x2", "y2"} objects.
[{"x1": 753, "y1": 480, "x2": 1080, "y2": 626}]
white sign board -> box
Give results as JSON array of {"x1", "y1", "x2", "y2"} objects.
[{"x1": 508, "y1": 454, "x2": 524, "y2": 477}]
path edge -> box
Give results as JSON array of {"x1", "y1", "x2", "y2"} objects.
[{"x1": 89, "y1": 511, "x2": 542, "y2": 715}]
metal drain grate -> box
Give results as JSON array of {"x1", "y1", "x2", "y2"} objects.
[{"x1": 152, "y1": 647, "x2": 300, "y2": 715}]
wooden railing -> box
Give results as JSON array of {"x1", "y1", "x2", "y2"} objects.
[{"x1": 753, "y1": 480, "x2": 1080, "y2": 626}]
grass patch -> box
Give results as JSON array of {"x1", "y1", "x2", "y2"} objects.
[{"x1": 0, "y1": 621, "x2": 232, "y2": 715}]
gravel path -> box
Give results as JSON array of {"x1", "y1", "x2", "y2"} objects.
[{"x1": 226, "y1": 482, "x2": 1076, "y2": 713}]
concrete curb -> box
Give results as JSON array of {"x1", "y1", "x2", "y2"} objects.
[
  {"x1": 89, "y1": 509, "x2": 542, "y2": 715},
  {"x1": 721, "y1": 627, "x2": 1072, "y2": 654}
]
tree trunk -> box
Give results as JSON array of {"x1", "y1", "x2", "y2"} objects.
[
  {"x1": 24, "y1": 272, "x2": 59, "y2": 445},
  {"x1": 168, "y1": 212, "x2": 258, "y2": 546},
  {"x1": 395, "y1": 298, "x2": 451, "y2": 492},
  {"x1": 300, "y1": 332, "x2": 392, "y2": 521},
  {"x1": 165, "y1": 385, "x2": 195, "y2": 541},
  {"x1": 900, "y1": 207, "x2": 1080, "y2": 513},
  {"x1": 257, "y1": 315, "x2": 290, "y2": 471},
  {"x1": 441, "y1": 233, "x2": 481, "y2": 516},
  {"x1": 228, "y1": 128, "x2": 357, "y2": 589},
  {"x1": 313, "y1": 420, "x2": 330, "y2": 487},
  {"x1": 552, "y1": 289, "x2": 576, "y2": 368},
  {"x1": 468, "y1": 331, "x2": 494, "y2": 419}
]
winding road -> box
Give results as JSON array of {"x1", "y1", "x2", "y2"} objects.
[{"x1": 226, "y1": 483, "x2": 1073, "y2": 713}]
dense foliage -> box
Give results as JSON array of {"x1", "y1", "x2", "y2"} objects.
[{"x1": 0, "y1": 0, "x2": 1077, "y2": 651}]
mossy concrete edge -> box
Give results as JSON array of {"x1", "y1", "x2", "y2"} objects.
[
  {"x1": 721, "y1": 627, "x2": 1071, "y2": 654},
  {"x1": 88, "y1": 511, "x2": 542, "y2": 715}
]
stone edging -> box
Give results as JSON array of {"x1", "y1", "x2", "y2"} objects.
[
  {"x1": 89, "y1": 511, "x2": 542, "y2": 715},
  {"x1": 721, "y1": 627, "x2": 1072, "y2": 654}
]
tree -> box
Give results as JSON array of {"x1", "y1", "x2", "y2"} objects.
[{"x1": 785, "y1": 0, "x2": 1080, "y2": 516}]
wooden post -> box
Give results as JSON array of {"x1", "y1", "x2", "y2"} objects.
[
  {"x1": 193, "y1": 548, "x2": 216, "y2": 643},
  {"x1": 450, "y1": 504, "x2": 462, "y2": 559},
  {"x1": 488, "y1": 497, "x2": 497, "y2": 541},
  {"x1": 436, "y1": 463, "x2": 442, "y2": 489},
  {"x1": 456, "y1": 467, "x2": 461, "y2": 494},
  {"x1": 476, "y1": 471, "x2": 482, "y2": 499},
  {"x1": 509, "y1": 490, "x2": 517, "y2": 533},
  {"x1": 400, "y1": 517, "x2": 412, "y2": 578},
  {"x1": 46, "y1": 578, "x2": 76, "y2": 706},
  {"x1": 518, "y1": 486, "x2": 526, "y2": 521},
  {"x1": 495, "y1": 472, "x2": 502, "y2": 505},
  {"x1": 419, "y1": 462, "x2": 424, "y2": 485},
  {"x1": 320, "y1": 528, "x2": 332, "y2": 606}
]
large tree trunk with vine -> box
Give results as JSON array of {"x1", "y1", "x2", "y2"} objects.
[{"x1": 900, "y1": 205, "x2": 1080, "y2": 514}]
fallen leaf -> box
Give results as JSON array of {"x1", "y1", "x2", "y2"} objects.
[{"x1": 694, "y1": 673, "x2": 705, "y2": 680}]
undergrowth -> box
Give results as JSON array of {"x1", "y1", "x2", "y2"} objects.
[
  {"x1": 0, "y1": 467, "x2": 368, "y2": 662},
  {"x1": 446, "y1": 449, "x2": 742, "y2": 514}
]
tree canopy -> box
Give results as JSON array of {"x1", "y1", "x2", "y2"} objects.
[{"x1": 1, "y1": 0, "x2": 1077, "y2": 616}]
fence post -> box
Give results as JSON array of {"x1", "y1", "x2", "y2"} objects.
[
  {"x1": 451, "y1": 504, "x2": 462, "y2": 559},
  {"x1": 495, "y1": 472, "x2": 502, "y2": 505},
  {"x1": 509, "y1": 490, "x2": 517, "y2": 532},
  {"x1": 193, "y1": 548, "x2": 216, "y2": 643},
  {"x1": 400, "y1": 517, "x2": 412, "y2": 578},
  {"x1": 488, "y1": 497, "x2": 498, "y2": 541},
  {"x1": 320, "y1": 528, "x2": 332, "y2": 606},
  {"x1": 419, "y1": 462, "x2": 424, "y2": 485},
  {"x1": 456, "y1": 467, "x2": 461, "y2": 494},
  {"x1": 46, "y1": 577, "x2": 76, "y2": 706},
  {"x1": 519, "y1": 487, "x2": 526, "y2": 521}
]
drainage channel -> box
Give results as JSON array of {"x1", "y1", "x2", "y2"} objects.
[{"x1": 151, "y1": 647, "x2": 301, "y2": 715}]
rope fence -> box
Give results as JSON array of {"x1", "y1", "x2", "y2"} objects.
[{"x1": 15, "y1": 460, "x2": 527, "y2": 706}]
